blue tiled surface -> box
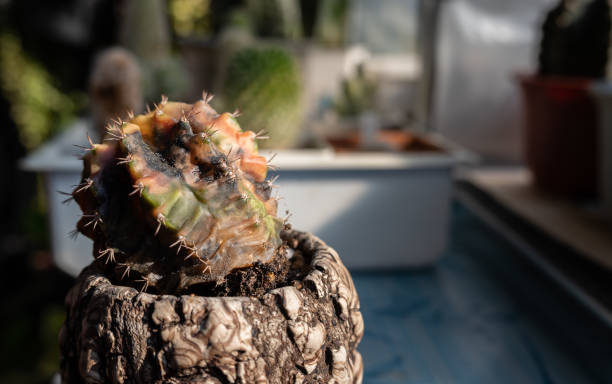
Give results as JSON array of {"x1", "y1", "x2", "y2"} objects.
[{"x1": 353, "y1": 203, "x2": 611, "y2": 384}]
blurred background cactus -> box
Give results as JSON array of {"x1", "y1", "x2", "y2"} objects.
[
  {"x1": 334, "y1": 62, "x2": 377, "y2": 118},
  {"x1": 221, "y1": 47, "x2": 302, "y2": 148},
  {"x1": 538, "y1": 0, "x2": 611, "y2": 78}
]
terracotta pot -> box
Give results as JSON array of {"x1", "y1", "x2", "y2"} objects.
[
  {"x1": 59, "y1": 230, "x2": 364, "y2": 384},
  {"x1": 518, "y1": 75, "x2": 599, "y2": 198}
]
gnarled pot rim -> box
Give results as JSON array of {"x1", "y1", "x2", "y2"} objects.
[{"x1": 60, "y1": 230, "x2": 364, "y2": 384}]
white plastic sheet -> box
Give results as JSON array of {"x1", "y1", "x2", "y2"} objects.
[{"x1": 433, "y1": 0, "x2": 555, "y2": 162}]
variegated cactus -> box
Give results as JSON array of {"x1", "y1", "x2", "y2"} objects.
[{"x1": 71, "y1": 94, "x2": 285, "y2": 294}]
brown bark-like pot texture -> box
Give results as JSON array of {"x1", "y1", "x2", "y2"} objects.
[{"x1": 59, "y1": 230, "x2": 364, "y2": 383}]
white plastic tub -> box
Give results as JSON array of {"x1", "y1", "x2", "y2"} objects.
[
  {"x1": 21, "y1": 120, "x2": 471, "y2": 275},
  {"x1": 20, "y1": 120, "x2": 95, "y2": 276},
  {"x1": 266, "y1": 149, "x2": 466, "y2": 268}
]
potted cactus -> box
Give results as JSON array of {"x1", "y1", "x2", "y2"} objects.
[
  {"x1": 59, "y1": 95, "x2": 363, "y2": 383},
  {"x1": 518, "y1": 0, "x2": 611, "y2": 197}
]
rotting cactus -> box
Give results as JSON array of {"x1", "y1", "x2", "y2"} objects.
[{"x1": 70, "y1": 93, "x2": 286, "y2": 294}]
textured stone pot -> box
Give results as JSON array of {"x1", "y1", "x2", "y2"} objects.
[{"x1": 59, "y1": 230, "x2": 364, "y2": 383}]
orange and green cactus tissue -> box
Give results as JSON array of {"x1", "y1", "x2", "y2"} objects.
[{"x1": 70, "y1": 94, "x2": 285, "y2": 294}]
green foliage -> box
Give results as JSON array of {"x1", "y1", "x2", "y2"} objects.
[
  {"x1": 223, "y1": 47, "x2": 302, "y2": 148},
  {"x1": 0, "y1": 260, "x2": 70, "y2": 384},
  {"x1": 0, "y1": 303, "x2": 65, "y2": 383},
  {"x1": 19, "y1": 177, "x2": 51, "y2": 251},
  {"x1": 37, "y1": 305, "x2": 65, "y2": 378},
  {"x1": 169, "y1": 0, "x2": 212, "y2": 38},
  {"x1": 0, "y1": 33, "x2": 83, "y2": 150}
]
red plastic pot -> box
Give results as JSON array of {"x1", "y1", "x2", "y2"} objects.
[{"x1": 518, "y1": 75, "x2": 599, "y2": 198}]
